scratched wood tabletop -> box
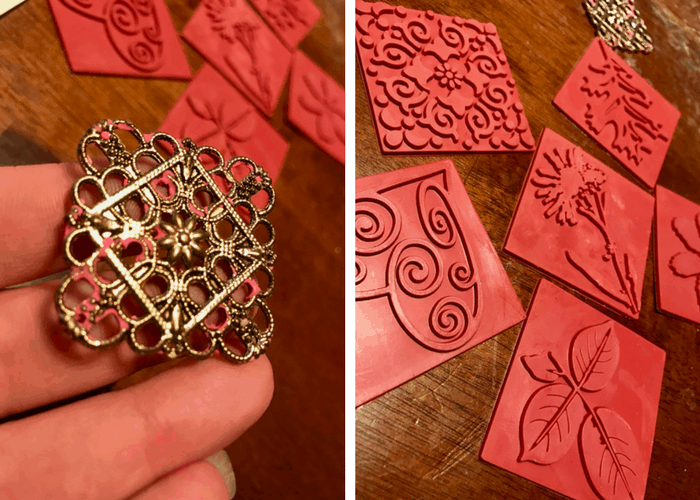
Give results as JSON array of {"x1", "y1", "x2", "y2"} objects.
[
  {"x1": 356, "y1": 0, "x2": 700, "y2": 498},
  {"x1": 0, "y1": 0, "x2": 344, "y2": 497}
]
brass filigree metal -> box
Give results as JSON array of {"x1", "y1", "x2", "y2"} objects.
[
  {"x1": 584, "y1": 0, "x2": 653, "y2": 54},
  {"x1": 56, "y1": 119, "x2": 276, "y2": 362}
]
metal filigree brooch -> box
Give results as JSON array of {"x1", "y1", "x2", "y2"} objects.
[
  {"x1": 56, "y1": 120, "x2": 276, "y2": 363},
  {"x1": 584, "y1": 0, "x2": 653, "y2": 53}
]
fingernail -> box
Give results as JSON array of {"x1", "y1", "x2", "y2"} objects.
[{"x1": 205, "y1": 450, "x2": 236, "y2": 499}]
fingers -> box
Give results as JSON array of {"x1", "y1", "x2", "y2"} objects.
[
  {"x1": 0, "y1": 355, "x2": 273, "y2": 500},
  {"x1": 0, "y1": 162, "x2": 82, "y2": 289},
  {"x1": 0, "y1": 281, "x2": 158, "y2": 419},
  {"x1": 127, "y1": 460, "x2": 230, "y2": 500}
]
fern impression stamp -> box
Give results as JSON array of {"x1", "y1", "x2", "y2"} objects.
[
  {"x1": 653, "y1": 185, "x2": 700, "y2": 324},
  {"x1": 159, "y1": 64, "x2": 288, "y2": 184},
  {"x1": 249, "y1": 0, "x2": 321, "y2": 49},
  {"x1": 355, "y1": 160, "x2": 525, "y2": 407},
  {"x1": 553, "y1": 38, "x2": 679, "y2": 188},
  {"x1": 504, "y1": 128, "x2": 654, "y2": 319},
  {"x1": 481, "y1": 280, "x2": 666, "y2": 500},
  {"x1": 182, "y1": 0, "x2": 292, "y2": 116}
]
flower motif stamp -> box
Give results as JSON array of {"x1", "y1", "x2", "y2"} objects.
[
  {"x1": 288, "y1": 51, "x2": 345, "y2": 164},
  {"x1": 654, "y1": 185, "x2": 700, "y2": 324},
  {"x1": 504, "y1": 129, "x2": 654, "y2": 319},
  {"x1": 553, "y1": 38, "x2": 679, "y2": 188},
  {"x1": 249, "y1": 0, "x2": 321, "y2": 49},
  {"x1": 355, "y1": 0, "x2": 534, "y2": 154},
  {"x1": 481, "y1": 280, "x2": 666, "y2": 500},
  {"x1": 355, "y1": 160, "x2": 525, "y2": 407}
]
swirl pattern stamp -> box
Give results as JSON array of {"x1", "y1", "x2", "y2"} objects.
[
  {"x1": 47, "y1": 0, "x2": 191, "y2": 78},
  {"x1": 355, "y1": 0, "x2": 534, "y2": 154},
  {"x1": 481, "y1": 280, "x2": 666, "y2": 500},
  {"x1": 182, "y1": 0, "x2": 292, "y2": 116},
  {"x1": 159, "y1": 64, "x2": 289, "y2": 185},
  {"x1": 504, "y1": 128, "x2": 654, "y2": 319},
  {"x1": 249, "y1": 0, "x2": 321, "y2": 49},
  {"x1": 288, "y1": 51, "x2": 344, "y2": 164},
  {"x1": 653, "y1": 185, "x2": 700, "y2": 325},
  {"x1": 355, "y1": 159, "x2": 525, "y2": 407},
  {"x1": 553, "y1": 38, "x2": 680, "y2": 188}
]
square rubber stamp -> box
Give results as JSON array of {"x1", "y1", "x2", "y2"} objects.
[
  {"x1": 355, "y1": 159, "x2": 525, "y2": 407},
  {"x1": 654, "y1": 185, "x2": 700, "y2": 324},
  {"x1": 504, "y1": 128, "x2": 654, "y2": 319},
  {"x1": 249, "y1": 0, "x2": 321, "y2": 49},
  {"x1": 481, "y1": 279, "x2": 666, "y2": 500},
  {"x1": 553, "y1": 38, "x2": 680, "y2": 188},
  {"x1": 355, "y1": 0, "x2": 534, "y2": 155}
]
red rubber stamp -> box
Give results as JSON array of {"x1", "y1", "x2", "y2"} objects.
[
  {"x1": 355, "y1": 0, "x2": 534, "y2": 154},
  {"x1": 481, "y1": 280, "x2": 665, "y2": 500},
  {"x1": 249, "y1": 0, "x2": 321, "y2": 49},
  {"x1": 355, "y1": 159, "x2": 525, "y2": 407},
  {"x1": 504, "y1": 128, "x2": 654, "y2": 319}
]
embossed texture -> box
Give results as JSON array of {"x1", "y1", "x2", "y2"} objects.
[
  {"x1": 249, "y1": 0, "x2": 321, "y2": 49},
  {"x1": 481, "y1": 280, "x2": 665, "y2": 500},
  {"x1": 159, "y1": 64, "x2": 289, "y2": 183},
  {"x1": 182, "y1": 0, "x2": 292, "y2": 116},
  {"x1": 355, "y1": 0, "x2": 534, "y2": 154},
  {"x1": 288, "y1": 51, "x2": 344, "y2": 164},
  {"x1": 56, "y1": 120, "x2": 276, "y2": 362},
  {"x1": 584, "y1": 0, "x2": 653, "y2": 53},
  {"x1": 553, "y1": 38, "x2": 679, "y2": 188},
  {"x1": 355, "y1": 160, "x2": 524, "y2": 407},
  {"x1": 47, "y1": 0, "x2": 191, "y2": 78},
  {"x1": 504, "y1": 128, "x2": 654, "y2": 319},
  {"x1": 654, "y1": 185, "x2": 700, "y2": 325}
]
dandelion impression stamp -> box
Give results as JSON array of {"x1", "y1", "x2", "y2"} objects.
[
  {"x1": 653, "y1": 185, "x2": 700, "y2": 324},
  {"x1": 504, "y1": 128, "x2": 654, "y2": 319},
  {"x1": 182, "y1": 0, "x2": 292, "y2": 116},
  {"x1": 355, "y1": 159, "x2": 525, "y2": 407},
  {"x1": 355, "y1": 0, "x2": 534, "y2": 154},
  {"x1": 553, "y1": 38, "x2": 679, "y2": 188},
  {"x1": 481, "y1": 280, "x2": 666, "y2": 500}
]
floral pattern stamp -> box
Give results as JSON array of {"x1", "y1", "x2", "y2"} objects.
[
  {"x1": 355, "y1": 0, "x2": 534, "y2": 154},
  {"x1": 288, "y1": 51, "x2": 345, "y2": 164},
  {"x1": 481, "y1": 280, "x2": 666, "y2": 500},
  {"x1": 249, "y1": 0, "x2": 321, "y2": 49},
  {"x1": 504, "y1": 128, "x2": 654, "y2": 319},
  {"x1": 553, "y1": 38, "x2": 680, "y2": 188}
]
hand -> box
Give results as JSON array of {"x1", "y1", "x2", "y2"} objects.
[{"x1": 0, "y1": 162, "x2": 274, "y2": 499}]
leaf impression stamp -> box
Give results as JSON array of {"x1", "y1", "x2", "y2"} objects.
[{"x1": 481, "y1": 280, "x2": 666, "y2": 500}]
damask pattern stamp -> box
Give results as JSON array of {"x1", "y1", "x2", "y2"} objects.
[
  {"x1": 288, "y1": 51, "x2": 344, "y2": 164},
  {"x1": 481, "y1": 280, "x2": 665, "y2": 500},
  {"x1": 553, "y1": 38, "x2": 680, "y2": 188},
  {"x1": 504, "y1": 128, "x2": 654, "y2": 319},
  {"x1": 355, "y1": 0, "x2": 534, "y2": 154},
  {"x1": 159, "y1": 64, "x2": 289, "y2": 184},
  {"x1": 249, "y1": 0, "x2": 321, "y2": 49},
  {"x1": 654, "y1": 185, "x2": 700, "y2": 325},
  {"x1": 47, "y1": 0, "x2": 191, "y2": 78},
  {"x1": 182, "y1": 0, "x2": 292, "y2": 116},
  {"x1": 355, "y1": 159, "x2": 525, "y2": 407}
]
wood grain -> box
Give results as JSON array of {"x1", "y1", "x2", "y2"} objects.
[
  {"x1": 355, "y1": 1, "x2": 700, "y2": 498},
  {"x1": 0, "y1": 0, "x2": 344, "y2": 497}
]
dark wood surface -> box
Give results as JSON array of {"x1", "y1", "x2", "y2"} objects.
[
  {"x1": 356, "y1": 1, "x2": 700, "y2": 498},
  {"x1": 0, "y1": 0, "x2": 344, "y2": 497}
]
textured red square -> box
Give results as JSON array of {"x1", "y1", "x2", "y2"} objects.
[
  {"x1": 553, "y1": 38, "x2": 680, "y2": 188},
  {"x1": 355, "y1": 160, "x2": 525, "y2": 407},
  {"x1": 182, "y1": 0, "x2": 292, "y2": 116},
  {"x1": 288, "y1": 51, "x2": 344, "y2": 164},
  {"x1": 504, "y1": 128, "x2": 654, "y2": 319},
  {"x1": 481, "y1": 280, "x2": 665, "y2": 500},
  {"x1": 47, "y1": 0, "x2": 191, "y2": 79},
  {"x1": 654, "y1": 185, "x2": 700, "y2": 324},
  {"x1": 159, "y1": 64, "x2": 288, "y2": 183},
  {"x1": 355, "y1": 0, "x2": 534, "y2": 155},
  {"x1": 249, "y1": 0, "x2": 321, "y2": 49}
]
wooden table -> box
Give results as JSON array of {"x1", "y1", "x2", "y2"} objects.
[
  {"x1": 0, "y1": 0, "x2": 345, "y2": 497},
  {"x1": 355, "y1": 0, "x2": 700, "y2": 498}
]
